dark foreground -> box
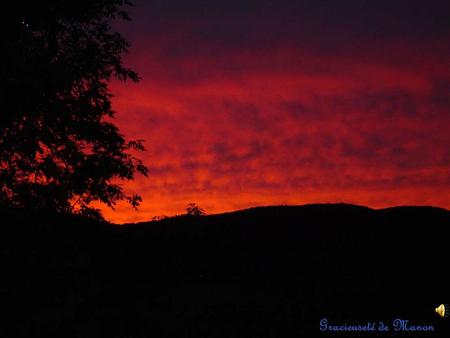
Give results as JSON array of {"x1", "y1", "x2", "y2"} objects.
[{"x1": 1, "y1": 204, "x2": 449, "y2": 337}]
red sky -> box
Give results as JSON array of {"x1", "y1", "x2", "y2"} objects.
[{"x1": 102, "y1": 1, "x2": 450, "y2": 223}]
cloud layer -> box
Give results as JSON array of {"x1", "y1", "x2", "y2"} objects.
[{"x1": 102, "y1": 1, "x2": 450, "y2": 222}]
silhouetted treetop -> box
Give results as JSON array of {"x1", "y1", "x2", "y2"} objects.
[
  {"x1": 0, "y1": 1, "x2": 147, "y2": 218},
  {"x1": 185, "y1": 203, "x2": 206, "y2": 217}
]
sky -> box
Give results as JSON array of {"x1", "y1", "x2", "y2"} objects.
[{"x1": 102, "y1": 0, "x2": 450, "y2": 223}]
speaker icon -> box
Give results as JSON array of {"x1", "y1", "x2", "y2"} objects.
[{"x1": 435, "y1": 304, "x2": 449, "y2": 318}]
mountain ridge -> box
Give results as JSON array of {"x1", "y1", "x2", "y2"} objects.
[
  {"x1": 122, "y1": 202, "x2": 449, "y2": 227},
  {"x1": 1, "y1": 203, "x2": 449, "y2": 337}
]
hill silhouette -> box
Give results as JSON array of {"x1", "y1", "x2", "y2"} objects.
[{"x1": 1, "y1": 204, "x2": 449, "y2": 337}]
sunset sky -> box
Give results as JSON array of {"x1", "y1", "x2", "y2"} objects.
[{"x1": 103, "y1": 0, "x2": 450, "y2": 223}]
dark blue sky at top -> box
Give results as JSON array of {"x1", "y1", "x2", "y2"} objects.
[{"x1": 122, "y1": 0, "x2": 450, "y2": 40}]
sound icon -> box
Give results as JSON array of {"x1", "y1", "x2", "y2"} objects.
[{"x1": 435, "y1": 304, "x2": 449, "y2": 318}]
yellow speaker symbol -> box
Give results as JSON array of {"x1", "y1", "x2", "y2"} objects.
[{"x1": 435, "y1": 304, "x2": 449, "y2": 318}]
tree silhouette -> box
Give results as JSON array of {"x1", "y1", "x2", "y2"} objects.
[
  {"x1": 0, "y1": 1, "x2": 147, "y2": 217},
  {"x1": 185, "y1": 203, "x2": 205, "y2": 217}
]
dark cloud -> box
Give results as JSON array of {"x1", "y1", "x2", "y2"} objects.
[{"x1": 121, "y1": 0, "x2": 450, "y2": 48}]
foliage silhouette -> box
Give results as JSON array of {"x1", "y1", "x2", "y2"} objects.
[
  {"x1": 0, "y1": 1, "x2": 147, "y2": 216},
  {"x1": 185, "y1": 203, "x2": 206, "y2": 216}
]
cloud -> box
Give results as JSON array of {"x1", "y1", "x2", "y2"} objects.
[{"x1": 101, "y1": 1, "x2": 450, "y2": 222}]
